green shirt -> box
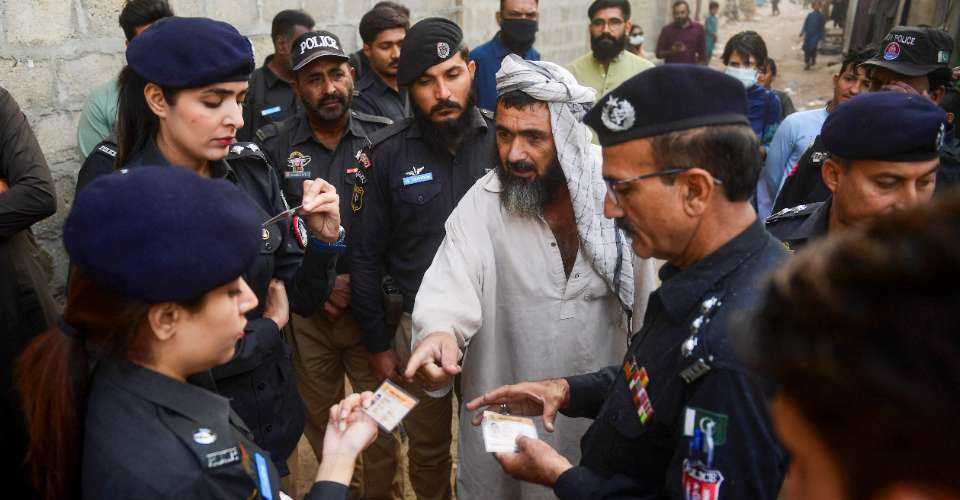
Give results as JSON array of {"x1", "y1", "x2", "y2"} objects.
[
  {"x1": 566, "y1": 51, "x2": 655, "y2": 101},
  {"x1": 77, "y1": 78, "x2": 119, "y2": 157}
]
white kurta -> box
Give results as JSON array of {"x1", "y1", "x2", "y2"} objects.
[{"x1": 413, "y1": 171, "x2": 657, "y2": 500}]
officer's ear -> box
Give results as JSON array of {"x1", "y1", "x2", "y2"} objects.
[
  {"x1": 678, "y1": 167, "x2": 715, "y2": 217},
  {"x1": 146, "y1": 302, "x2": 181, "y2": 342},
  {"x1": 144, "y1": 83, "x2": 171, "y2": 119},
  {"x1": 467, "y1": 58, "x2": 477, "y2": 81},
  {"x1": 821, "y1": 158, "x2": 844, "y2": 194}
]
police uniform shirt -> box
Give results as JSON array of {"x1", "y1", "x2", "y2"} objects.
[
  {"x1": 770, "y1": 135, "x2": 831, "y2": 214},
  {"x1": 350, "y1": 107, "x2": 496, "y2": 353},
  {"x1": 83, "y1": 360, "x2": 349, "y2": 500},
  {"x1": 353, "y1": 70, "x2": 410, "y2": 124},
  {"x1": 765, "y1": 199, "x2": 830, "y2": 252},
  {"x1": 238, "y1": 56, "x2": 301, "y2": 142},
  {"x1": 256, "y1": 108, "x2": 392, "y2": 249},
  {"x1": 76, "y1": 137, "x2": 338, "y2": 475},
  {"x1": 555, "y1": 220, "x2": 789, "y2": 500}
]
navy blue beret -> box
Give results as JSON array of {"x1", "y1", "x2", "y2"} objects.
[
  {"x1": 822, "y1": 92, "x2": 946, "y2": 162},
  {"x1": 64, "y1": 166, "x2": 261, "y2": 302},
  {"x1": 584, "y1": 64, "x2": 751, "y2": 147},
  {"x1": 126, "y1": 17, "x2": 255, "y2": 88},
  {"x1": 397, "y1": 17, "x2": 463, "y2": 87}
]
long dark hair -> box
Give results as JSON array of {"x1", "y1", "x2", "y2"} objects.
[
  {"x1": 14, "y1": 269, "x2": 202, "y2": 500},
  {"x1": 114, "y1": 67, "x2": 179, "y2": 169}
]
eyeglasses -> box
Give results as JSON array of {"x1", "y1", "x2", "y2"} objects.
[
  {"x1": 590, "y1": 17, "x2": 625, "y2": 29},
  {"x1": 604, "y1": 168, "x2": 723, "y2": 206}
]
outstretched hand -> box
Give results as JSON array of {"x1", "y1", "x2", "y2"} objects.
[{"x1": 465, "y1": 379, "x2": 570, "y2": 432}]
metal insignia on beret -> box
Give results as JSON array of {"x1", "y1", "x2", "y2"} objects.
[
  {"x1": 600, "y1": 97, "x2": 636, "y2": 132},
  {"x1": 437, "y1": 41, "x2": 451, "y2": 59},
  {"x1": 193, "y1": 428, "x2": 217, "y2": 445}
]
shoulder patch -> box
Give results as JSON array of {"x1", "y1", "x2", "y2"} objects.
[
  {"x1": 95, "y1": 142, "x2": 117, "y2": 158},
  {"x1": 765, "y1": 202, "x2": 822, "y2": 224},
  {"x1": 479, "y1": 108, "x2": 495, "y2": 120},
  {"x1": 352, "y1": 110, "x2": 394, "y2": 126},
  {"x1": 255, "y1": 122, "x2": 281, "y2": 143},
  {"x1": 226, "y1": 142, "x2": 269, "y2": 164},
  {"x1": 368, "y1": 118, "x2": 413, "y2": 147}
]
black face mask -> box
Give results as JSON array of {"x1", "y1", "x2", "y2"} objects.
[
  {"x1": 591, "y1": 33, "x2": 626, "y2": 62},
  {"x1": 500, "y1": 18, "x2": 538, "y2": 54}
]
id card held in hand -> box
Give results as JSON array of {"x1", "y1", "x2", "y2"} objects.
[
  {"x1": 363, "y1": 380, "x2": 419, "y2": 432},
  {"x1": 481, "y1": 411, "x2": 539, "y2": 453}
]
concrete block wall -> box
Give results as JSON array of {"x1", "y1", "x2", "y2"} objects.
[{"x1": 0, "y1": 0, "x2": 663, "y2": 296}]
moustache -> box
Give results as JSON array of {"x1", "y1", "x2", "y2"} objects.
[
  {"x1": 592, "y1": 33, "x2": 619, "y2": 45},
  {"x1": 430, "y1": 99, "x2": 462, "y2": 115},
  {"x1": 508, "y1": 161, "x2": 536, "y2": 175},
  {"x1": 615, "y1": 216, "x2": 635, "y2": 237},
  {"x1": 388, "y1": 59, "x2": 399, "y2": 68}
]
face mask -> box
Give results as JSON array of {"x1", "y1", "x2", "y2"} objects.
[
  {"x1": 725, "y1": 66, "x2": 758, "y2": 88},
  {"x1": 500, "y1": 18, "x2": 538, "y2": 53},
  {"x1": 630, "y1": 35, "x2": 645, "y2": 46}
]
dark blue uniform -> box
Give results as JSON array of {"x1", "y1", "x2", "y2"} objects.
[
  {"x1": 765, "y1": 200, "x2": 829, "y2": 252},
  {"x1": 352, "y1": 69, "x2": 410, "y2": 124},
  {"x1": 349, "y1": 108, "x2": 496, "y2": 353},
  {"x1": 83, "y1": 359, "x2": 346, "y2": 500},
  {"x1": 76, "y1": 138, "x2": 336, "y2": 475},
  {"x1": 554, "y1": 220, "x2": 789, "y2": 500}
]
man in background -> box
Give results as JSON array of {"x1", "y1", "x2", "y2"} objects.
[
  {"x1": 76, "y1": 0, "x2": 173, "y2": 157},
  {"x1": 470, "y1": 0, "x2": 541, "y2": 111},
  {"x1": 238, "y1": 10, "x2": 315, "y2": 141},
  {"x1": 656, "y1": 0, "x2": 706, "y2": 64},
  {"x1": 353, "y1": 4, "x2": 411, "y2": 122}
]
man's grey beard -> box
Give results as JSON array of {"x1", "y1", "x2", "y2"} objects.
[{"x1": 497, "y1": 157, "x2": 566, "y2": 217}]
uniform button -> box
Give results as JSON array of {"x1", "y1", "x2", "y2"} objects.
[
  {"x1": 550, "y1": 242, "x2": 557, "y2": 247},
  {"x1": 417, "y1": 194, "x2": 424, "y2": 202},
  {"x1": 257, "y1": 382, "x2": 267, "y2": 391},
  {"x1": 265, "y1": 242, "x2": 272, "y2": 250},
  {"x1": 575, "y1": 273, "x2": 582, "y2": 279}
]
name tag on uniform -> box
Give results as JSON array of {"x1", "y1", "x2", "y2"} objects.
[
  {"x1": 261, "y1": 106, "x2": 281, "y2": 116},
  {"x1": 402, "y1": 172, "x2": 433, "y2": 186}
]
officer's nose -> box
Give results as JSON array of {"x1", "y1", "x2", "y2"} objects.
[
  {"x1": 237, "y1": 277, "x2": 258, "y2": 314},
  {"x1": 225, "y1": 99, "x2": 243, "y2": 131},
  {"x1": 896, "y1": 183, "x2": 922, "y2": 210},
  {"x1": 435, "y1": 80, "x2": 452, "y2": 101},
  {"x1": 390, "y1": 45, "x2": 401, "y2": 61}
]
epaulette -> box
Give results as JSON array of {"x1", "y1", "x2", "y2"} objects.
[
  {"x1": 367, "y1": 117, "x2": 413, "y2": 147},
  {"x1": 351, "y1": 110, "x2": 394, "y2": 126},
  {"x1": 765, "y1": 202, "x2": 822, "y2": 224},
  {"x1": 479, "y1": 108, "x2": 495, "y2": 121},
  {"x1": 254, "y1": 121, "x2": 282, "y2": 143},
  {"x1": 94, "y1": 141, "x2": 118, "y2": 159},
  {"x1": 226, "y1": 142, "x2": 270, "y2": 165}
]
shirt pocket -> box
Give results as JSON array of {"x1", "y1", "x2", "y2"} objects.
[{"x1": 396, "y1": 178, "x2": 441, "y2": 206}]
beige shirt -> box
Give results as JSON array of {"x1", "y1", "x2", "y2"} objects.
[
  {"x1": 566, "y1": 50, "x2": 655, "y2": 100},
  {"x1": 413, "y1": 171, "x2": 657, "y2": 500}
]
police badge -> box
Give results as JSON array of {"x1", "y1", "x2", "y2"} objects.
[
  {"x1": 601, "y1": 97, "x2": 636, "y2": 132},
  {"x1": 292, "y1": 215, "x2": 309, "y2": 249},
  {"x1": 437, "y1": 41, "x2": 451, "y2": 59}
]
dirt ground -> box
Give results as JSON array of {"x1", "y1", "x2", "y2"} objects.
[
  {"x1": 709, "y1": 0, "x2": 843, "y2": 109},
  {"x1": 287, "y1": 5, "x2": 842, "y2": 498}
]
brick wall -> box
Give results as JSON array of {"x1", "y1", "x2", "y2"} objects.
[{"x1": 0, "y1": 0, "x2": 661, "y2": 296}]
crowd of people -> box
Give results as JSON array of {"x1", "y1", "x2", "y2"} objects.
[{"x1": 2, "y1": 0, "x2": 960, "y2": 499}]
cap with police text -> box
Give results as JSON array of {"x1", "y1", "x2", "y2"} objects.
[
  {"x1": 397, "y1": 17, "x2": 463, "y2": 87},
  {"x1": 584, "y1": 64, "x2": 750, "y2": 147},
  {"x1": 862, "y1": 26, "x2": 954, "y2": 77},
  {"x1": 126, "y1": 17, "x2": 254, "y2": 88},
  {"x1": 822, "y1": 92, "x2": 946, "y2": 162},
  {"x1": 291, "y1": 30, "x2": 349, "y2": 72},
  {"x1": 64, "y1": 166, "x2": 262, "y2": 303}
]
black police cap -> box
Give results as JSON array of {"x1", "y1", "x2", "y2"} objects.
[
  {"x1": 126, "y1": 17, "x2": 255, "y2": 88},
  {"x1": 822, "y1": 92, "x2": 946, "y2": 162},
  {"x1": 64, "y1": 166, "x2": 262, "y2": 303},
  {"x1": 397, "y1": 17, "x2": 463, "y2": 87},
  {"x1": 584, "y1": 64, "x2": 750, "y2": 147},
  {"x1": 862, "y1": 26, "x2": 954, "y2": 77},
  {"x1": 291, "y1": 30, "x2": 349, "y2": 72}
]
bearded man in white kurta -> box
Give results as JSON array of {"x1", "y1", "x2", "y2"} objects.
[{"x1": 403, "y1": 55, "x2": 657, "y2": 500}]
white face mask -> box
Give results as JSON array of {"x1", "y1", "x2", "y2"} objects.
[
  {"x1": 724, "y1": 66, "x2": 758, "y2": 88},
  {"x1": 630, "y1": 35, "x2": 645, "y2": 46}
]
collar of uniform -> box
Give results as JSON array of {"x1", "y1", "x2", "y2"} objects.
[
  {"x1": 98, "y1": 359, "x2": 232, "y2": 425},
  {"x1": 787, "y1": 197, "x2": 831, "y2": 243},
  {"x1": 131, "y1": 137, "x2": 236, "y2": 181},
  {"x1": 357, "y1": 67, "x2": 397, "y2": 96},
  {"x1": 290, "y1": 109, "x2": 365, "y2": 147},
  {"x1": 407, "y1": 106, "x2": 488, "y2": 139},
  {"x1": 656, "y1": 218, "x2": 770, "y2": 322}
]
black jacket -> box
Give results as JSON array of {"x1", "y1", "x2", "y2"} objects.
[
  {"x1": 76, "y1": 138, "x2": 337, "y2": 474},
  {"x1": 83, "y1": 359, "x2": 347, "y2": 500},
  {"x1": 555, "y1": 220, "x2": 789, "y2": 500}
]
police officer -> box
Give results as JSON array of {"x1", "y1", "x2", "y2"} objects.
[
  {"x1": 256, "y1": 29, "x2": 401, "y2": 498},
  {"x1": 15, "y1": 166, "x2": 377, "y2": 500},
  {"x1": 236, "y1": 10, "x2": 315, "y2": 142},
  {"x1": 74, "y1": 16, "x2": 343, "y2": 480},
  {"x1": 350, "y1": 17, "x2": 495, "y2": 499},
  {"x1": 352, "y1": 5, "x2": 411, "y2": 123},
  {"x1": 463, "y1": 65, "x2": 788, "y2": 499},
  {"x1": 767, "y1": 92, "x2": 945, "y2": 251}
]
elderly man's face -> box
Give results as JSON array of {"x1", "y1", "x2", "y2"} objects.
[
  {"x1": 495, "y1": 99, "x2": 563, "y2": 215},
  {"x1": 602, "y1": 138, "x2": 697, "y2": 261}
]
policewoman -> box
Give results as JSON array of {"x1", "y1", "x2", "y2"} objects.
[
  {"x1": 15, "y1": 167, "x2": 379, "y2": 500},
  {"x1": 74, "y1": 17, "x2": 344, "y2": 477}
]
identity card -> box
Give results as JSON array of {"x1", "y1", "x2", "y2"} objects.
[
  {"x1": 481, "y1": 411, "x2": 539, "y2": 453},
  {"x1": 363, "y1": 380, "x2": 419, "y2": 432}
]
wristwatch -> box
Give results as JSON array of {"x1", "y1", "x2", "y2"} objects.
[{"x1": 309, "y1": 225, "x2": 346, "y2": 253}]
